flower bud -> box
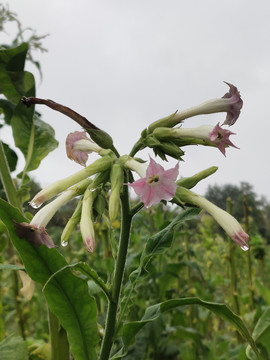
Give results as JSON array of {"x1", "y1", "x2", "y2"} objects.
[
  {"x1": 86, "y1": 128, "x2": 114, "y2": 150},
  {"x1": 80, "y1": 188, "x2": 96, "y2": 253},
  {"x1": 61, "y1": 199, "x2": 82, "y2": 246},
  {"x1": 176, "y1": 166, "x2": 218, "y2": 189},
  {"x1": 156, "y1": 141, "x2": 184, "y2": 160},
  {"x1": 109, "y1": 163, "x2": 124, "y2": 222}
]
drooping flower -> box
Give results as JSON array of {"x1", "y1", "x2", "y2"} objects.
[
  {"x1": 66, "y1": 131, "x2": 102, "y2": 166},
  {"x1": 176, "y1": 187, "x2": 249, "y2": 250},
  {"x1": 128, "y1": 157, "x2": 179, "y2": 208},
  {"x1": 209, "y1": 123, "x2": 239, "y2": 156}
]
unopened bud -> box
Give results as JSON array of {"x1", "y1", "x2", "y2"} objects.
[
  {"x1": 61, "y1": 199, "x2": 82, "y2": 245},
  {"x1": 86, "y1": 128, "x2": 114, "y2": 150},
  {"x1": 177, "y1": 166, "x2": 218, "y2": 189},
  {"x1": 109, "y1": 163, "x2": 124, "y2": 222},
  {"x1": 80, "y1": 188, "x2": 97, "y2": 253}
]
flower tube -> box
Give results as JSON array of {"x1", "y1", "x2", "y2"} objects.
[
  {"x1": 30, "y1": 156, "x2": 113, "y2": 208},
  {"x1": 148, "y1": 82, "x2": 243, "y2": 131},
  {"x1": 177, "y1": 186, "x2": 249, "y2": 250},
  {"x1": 153, "y1": 123, "x2": 238, "y2": 156}
]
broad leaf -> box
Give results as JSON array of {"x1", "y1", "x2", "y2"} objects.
[
  {"x1": 0, "y1": 43, "x2": 58, "y2": 172},
  {"x1": 246, "y1": 306, "x2": 270, "y2": 359},
  {"x1": 0, "y1": 335, "x2": 28, "y2": 360},
  {"x1": 1, "y1": 142, "x2": 18, "y2": 172},
  {"x1": 11, "y1": 109, "x2": 58, "y2": 171},
  {"x1": 43, "y1": 261, "x2": 111, "y2": 301},
  {"x1": 0, "y1": 199, "x2": 99, "y2": 360},
  {"x1": 0, "y1": 43, "x2": 34, "y2": 103},
  {"x1": 113, "y1": 298, "x2": 259, "y2": 359}
]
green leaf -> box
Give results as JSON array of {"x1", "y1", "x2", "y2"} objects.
[
  {"x1": 113, "y1": 298, "x2": 259, "y2": 360},
  {"x1": 0, "y1": 43, "x2": 34, "y2": 103},
  {"x1": 1, "y1": 142, "x2": 18, "y2": 172},
  {"x1": 0, "y1": 199, "x2": 99, "y2": 360},
  {"x1": 0, "y1": 99, "x2": 15, "y2": 125},
  {"x1": 0, "y1": 43, "x2": 58, "y2": 172},
  {"x1": 11, "y1": 109, "x2": 58, "y2": 172},
  {"x1": 246, "y1": 307, "x2": 270, "y2": 359},
  {"x1": 119, "y1": 208, "x2": 200, "y2": 336},
  {"x1": 43, "y1": 261, "x2": 111, "y2": 301},
  {"x1": 0, "y1": 335, "x2": 28, "y2": 360},
  {"x1": 132, "y1": 208, "x2": 200, "y2": 282}
]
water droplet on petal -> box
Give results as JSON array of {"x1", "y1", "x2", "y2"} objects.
[
  {"x1": 241, "y1": 245, "x2": 249, "y2": 251},
  {"x1": 29, "y1": 200, "x2": 42, "y2": 209},
  {"x1": 61, "y1": 241, "x2": 68, "y2": 247}
]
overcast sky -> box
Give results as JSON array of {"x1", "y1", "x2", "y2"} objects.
[{"x1": 2, "y1": 0, "x2": 270, "y2": 200}]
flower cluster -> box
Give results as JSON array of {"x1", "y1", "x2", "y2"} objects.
[{"x1": 17, "y1": 82, "x2": 248, "y2": 252}]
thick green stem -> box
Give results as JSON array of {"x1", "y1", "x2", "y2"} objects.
[
  {"x1": 99, "y1": 180, "x2": 132, "y2": 360},
  {"x1": 0, "y1": 140, "x2": 22, "y2": 212},
  {"x1": 48, "y1": 309, "x2": 70, "y2": 360}
]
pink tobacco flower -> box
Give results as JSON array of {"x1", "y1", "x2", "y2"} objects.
[
  {"x1": 149, "y1": 82, "x2": 243, "y2": 130},
  {"x1": 66, "y1": 131, "x2": 102, "y2": 166},
  {"x1": 209, "y1": 123, "x2": 239, "y2": 156},
  {"x1": 222, "y1": 82, "x2": 243, "y2": 126},
  {"x1": 128, "y1": 157, "x2": 179, "y2": 208}
]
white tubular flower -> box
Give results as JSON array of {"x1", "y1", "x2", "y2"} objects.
[
  {"x1": 30, "y1": 156, "x2": 112, "y2": 208},
  {"x1": 30, "y1": 191, "x2": 74, "y2": 228},
  {"x1": 178, "y1": 187, "x2": 249, "y2": 251},
  {"x1": 148, "y1": 82, "x2": 243, "y2": 131},
  {"x1": 30, "y1": 178, "x2": 92, "y2": 228},
  {"x1": 123, "y1": 156, "x2": 148, "y2": 177}
]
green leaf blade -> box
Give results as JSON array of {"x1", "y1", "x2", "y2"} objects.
[{"x1": 0, "y1": 199, "x2": 99, "y2": 360}]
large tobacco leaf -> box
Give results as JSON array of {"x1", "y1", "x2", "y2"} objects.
[{"x1": 0, "y1": 199, "x2": 99, "y2": 360}]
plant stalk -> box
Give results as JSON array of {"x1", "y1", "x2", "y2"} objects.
[
  {"x1": 99, "y1": 177, "x2": 132, "y2": 360},
  {"x1": 0, "y1": 140, "x2": 22, "y2": 212}
]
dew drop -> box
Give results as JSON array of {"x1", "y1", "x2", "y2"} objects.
[
  {"x1": 29, "y1": 200, "x2": 42, "y2": 209},
  {"x1": 241, "y1": 245, "x2": 249, "y2": 251},
  {"x1": 61, "y1": 241, "x2": 68, "y2": 247}
]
